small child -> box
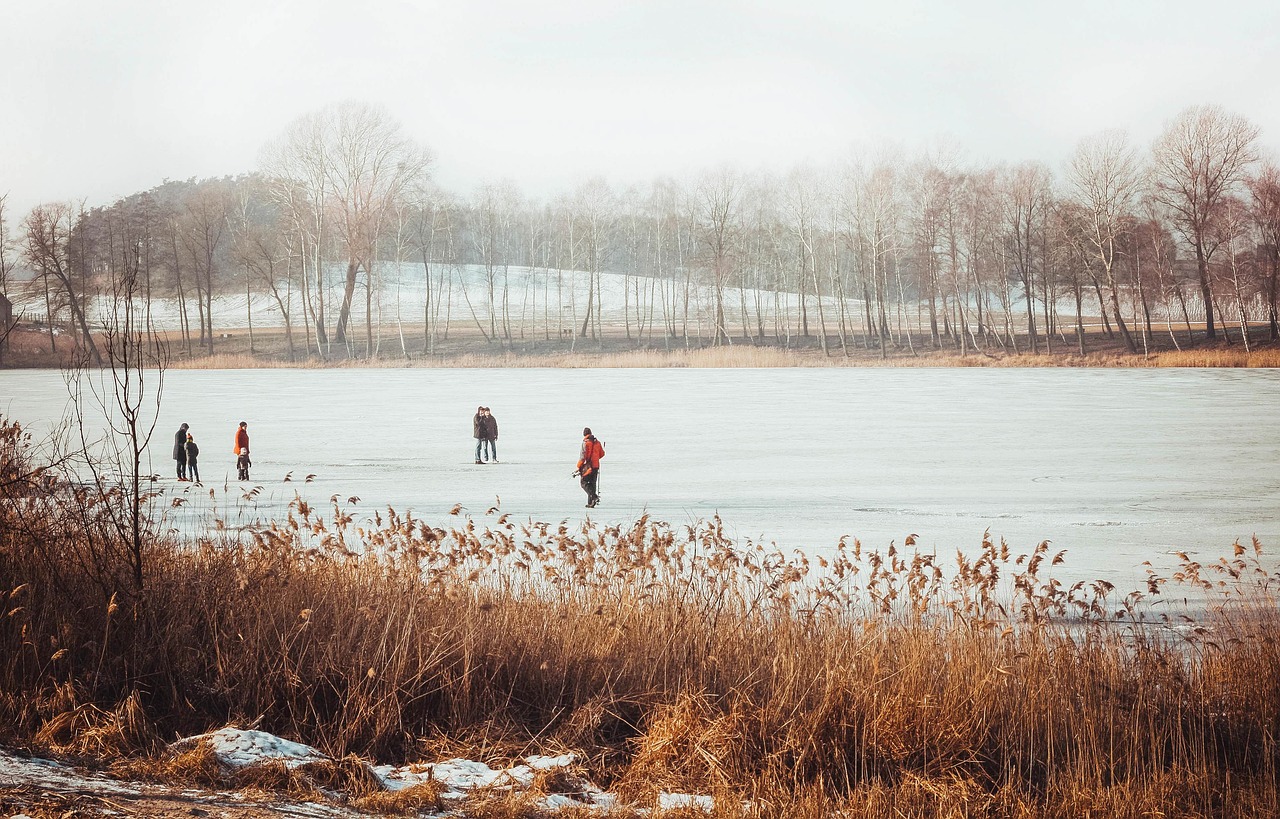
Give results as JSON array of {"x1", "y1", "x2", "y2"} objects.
[
  {"x1": 237, "y1": 450, "x2": 251, "y2": 481},
  {"x1": 185, "y1": 434, "x2": 201, "y2": 484}
]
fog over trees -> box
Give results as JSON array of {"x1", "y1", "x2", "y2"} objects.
[{"x1": 3, "y1": 101, "x2": 1278, "y2": 361}]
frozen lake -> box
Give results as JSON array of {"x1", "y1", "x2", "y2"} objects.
[{"x1": 3, "y1": 367, "x2": 1279, "y2": 591}]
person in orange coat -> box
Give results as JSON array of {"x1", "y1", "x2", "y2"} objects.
[
  {"x1": 234, "y1": 421, "x2": 250, "y2": 458},
  {"x1": 573, "y1": 427, "x2": 605, "y2": 508}
]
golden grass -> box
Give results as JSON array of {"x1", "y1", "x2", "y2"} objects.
[
  {"x1": 8, "y1": 319, "x2": 1280, "y2": 369},
  {"x1": 2, "y1": 417, "x2": 1279, "y2": 816},
  {"x1": 156, "y1": 342, "x2": 1280, "y2": 370},
  {"x1": 354, "y1": 780, "x2": 447, "y2": 815}
]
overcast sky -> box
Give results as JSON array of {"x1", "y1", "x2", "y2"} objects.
[{"x1": 2, "y1": 0, "x2": 1278, "y2": 218}]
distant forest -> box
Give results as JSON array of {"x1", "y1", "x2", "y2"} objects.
[{"x1": 1, "y1": 101, "x2": 1278, "y2": 362}]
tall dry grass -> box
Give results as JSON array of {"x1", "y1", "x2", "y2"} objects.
[
  {"x1": 161, "y1": 344, "x2": 1280, "y2": 370},
  {"x1": 2, "y1": 416, "x2": 1279, "y2": 816}
]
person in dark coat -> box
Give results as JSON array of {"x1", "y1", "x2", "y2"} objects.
[
  {"x1": 173, "y1": 422, "x2": 190, "y2": 480},
  {"x1": 237, "y1": 450, "x2": 252, "y2": 481},
  {"x1": 481, "y1": 407, "x2": 499, "y2": 463},
  {"x1": 473, "y1": 406, "x2": 486, "y2": 463},
  {"x1": 185, "y1": 434, "x2": 201, "y2": 484}
]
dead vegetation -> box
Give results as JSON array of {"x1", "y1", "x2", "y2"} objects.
[
  {"x1": 5, "y1": 322, "x2": 1280, "y2": 370},
  {"x1": 2, "y1": 415, "x2": 1280, "y2": 816}
]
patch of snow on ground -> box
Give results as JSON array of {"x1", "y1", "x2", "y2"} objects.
[
  {"x1": 371, "y1": 752, "x2": 584, "y2": 795},
  {"x1": 175, "y1": 727, "x2": 329, "y2": 768},
  {"x1": 0, "y1": 749, "x2": 135, "y2": 795},
  {"x1": 4, "y1": 733, "x2": 710, "y2": 815}
]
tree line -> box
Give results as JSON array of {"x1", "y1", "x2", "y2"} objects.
[{"x1": 2, "y1": 101, "x2": 1278, "y2": 363}]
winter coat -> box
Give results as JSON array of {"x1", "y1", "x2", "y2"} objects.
[
  {"x1": 185, "y1": 441, "x2": 200, "y2": 464},
  {"x1": 473, "y1": 413, "x2": 484, "y2": 439},
  {"x1": 173, "y1": 428, "x2": 188, "y2": 462},
  {"x1": 481, "y1": 414, "x2": 498, "y2": 441},
  {"x1": 577, "y1": 435, "x2": 605, "y2": 475},
  {"x1": 234, "y1": 427, "x2": 250, "y2": 455}
]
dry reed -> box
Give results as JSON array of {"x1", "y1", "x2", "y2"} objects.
[
  {"x1": 2, "y1": 416, "x2": 1279, "y2": 816},
  {"x1": 159, "y1": 344, "x2": 1280, "y2": 370}
]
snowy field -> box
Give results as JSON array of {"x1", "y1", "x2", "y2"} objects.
[
  {"x1": 3, "y1": 367, "x2": 1279, "y2": 590},
  {"x1": 8, "y1": 262, "x2": 1125, "y2": 336}
]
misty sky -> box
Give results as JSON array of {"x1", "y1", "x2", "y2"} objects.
[{"x1": 2, "y1": 0, "x2": 1278, "y2": 217}]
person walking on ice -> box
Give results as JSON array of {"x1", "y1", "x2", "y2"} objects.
[
  {"x1": 185, "y1": 433, "x2": 201, "y2": 485},
  {"x1": 237, "y1": 449, "x2": 252, "y2": 481},
  {"x1": 573, "y1": 427, "x2": 605, "y2": 508},
  {"x1": 173, "y1": 422, "x2": 190, "y2": 481}
]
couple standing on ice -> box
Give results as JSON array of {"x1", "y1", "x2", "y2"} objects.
[
  {"x1": 470, "y1": 408, "x2": 605, "y2": 508},
  {"x1": 472, "y1": 406, "x2": 500, "y2": 463}
]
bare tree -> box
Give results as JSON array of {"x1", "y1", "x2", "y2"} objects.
[
  {"x1": 0, "y1": 194, "x2": 16, "y2": 360},
  {"x1": 1248, "y1": 163, "x2": 1280, "y2": 340},
  {"x1": 65, "y1": 231, "x2": 169, "y2": 597},
  {"x1": 1066, "y1": 131, "x2": 1144, "y2": 353},
  {"x1": 569, "y1": 179, "x2": 616, "y2": 342},
  {"x1": 1152, "y1": 105, "x2": 1260, "y2": 341},
  {"x1": 231, "y1": 182, "x2": 297, "y2": 360},
  {"x1": 0, "y1": 194, "x2": 14, "y2": 296},
  {"x1": 694, "y1": 168, "x2": 743, "y2": 346},
  {"x1": 785, "y1": 167, "x2": 830, "y2": 354},
  {"x1": 178, "y1": 183, "x2": 231, "y2": 353},
  {"x1": 263, "y1": 116, "x2": 331, "y2": 353},
  {"x1": 23, "y1": 203, "x2": 101, "y2": 364},
  {"x1": 1212, "y1": 196, "x2": 1259, "y2": 350},
  {"x1": 1000, "y1": 162, "x2": 1051, "y2": 353}
]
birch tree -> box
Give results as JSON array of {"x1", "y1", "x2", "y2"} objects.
[
  {"x1": 264, "y1": 103, "x2": 431, "y2": 354},
  {"x1": 1248, "y1": 163, "x2": 1280, "y2": 340},
  {"x1": 1066, "y1": 131, "x2": 1143, "y2": 353},
  {"x1": 1152, "y1": 105, "x2": 1259, "y2": 340},
  {"x1": 694, "y1": 169, "x2": 742, "y2": 345}
]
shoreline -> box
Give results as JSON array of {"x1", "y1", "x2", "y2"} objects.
[{"x1": 5, "y1": 343, "x2": 1280, "y2": 370}]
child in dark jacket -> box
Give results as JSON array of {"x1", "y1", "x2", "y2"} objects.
[
  {"x1": 237, "y1": 451, "x2": 251, "y2": 481},
  {"x1": 185, "y1": 434, "x2": 201, "y2": 484}
]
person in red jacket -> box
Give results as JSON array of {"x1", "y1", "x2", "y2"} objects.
[
  {"x1": 573, "y1": 427, "x2": 605, "y2": 508},
  {"x1": 234, "y1": 421, "x2": 250, "y2": 459}
]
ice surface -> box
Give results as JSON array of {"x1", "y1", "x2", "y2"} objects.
[{"x1": 3, "y1": 367, "x2": 1279, "y2": 592}]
